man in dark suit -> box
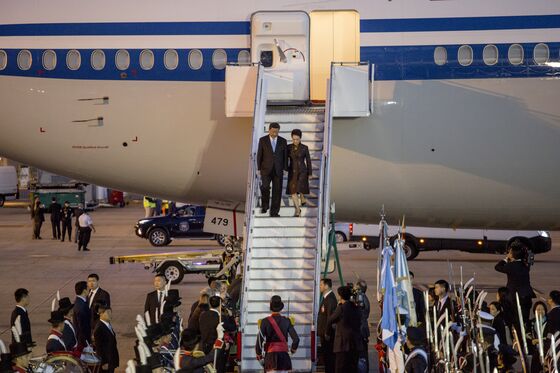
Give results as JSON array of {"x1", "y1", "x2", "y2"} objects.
[
  {"x1": 73, "y1": 281, "x2": 91, "y2": 348},
  {"x1": 318, "y1": 278, "x2": 338, "y2": 373},
  {"x1": 60, "y1": 201, "x2": 73, "y2": 242},
  {"x1": 545, "y1": 290, "x2": 560, "y2": 338},
  {"x1": 495, "y1": 242, "x2": 535, "y2": 324},
  {"x1": 410, "y1": 272, "x2": 426, "y2": 323},
  {"x1": 144, "y1": 274, "x2": 167, "y2": 325},
  {"x1": 10, "y1": 288, "x2": 33, "y2": 346},
  {"x1": 199, "y1": 296, "x2": 235, "y2": 373},
  {"x1": 49, "y1": 197, "x2": 62, "y2": 240},
  {"x1": 327, "y1": 286, "x2": 363, "y2": 373},
  {"x1": 93, "y1": 303, "x2": 119, "y2": 373},
  {"x1": 435, "y1": 279, "x2": 456, "y2": 322},
  {"x1": 87, "y1": 273, "x2": 111, "y2": 329},
  {"x1": 257, "y1": 122, "x2": 288, "y2": 217}
]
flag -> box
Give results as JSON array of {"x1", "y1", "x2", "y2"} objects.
[
  {"x1": 377, "y1": 218, "x2": 389, "y2": 302},
  {"x1": 380, "y1": 244, "x2": 398, "y2": 350},
  {"x1": 394, "y1": 236, "x2": 417, "y2": 326}
]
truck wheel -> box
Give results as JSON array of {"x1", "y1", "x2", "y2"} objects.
[
  {"x1": 0, "y1": 196, "x2": 4, "y2": 207},
  {"x1": 149, "y1": 228, "x2": 169, "y2": 247},
  {"x1": 404, "y1": 242, "x2": 419, "y2": 260},
  {"x1": 160, "y1": 261, "x2": 184, "y2": 284},
  {"x1": 335, "y1": 231, "x2": 347, "y2": 243}
]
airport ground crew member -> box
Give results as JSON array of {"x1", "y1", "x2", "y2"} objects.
[
  {"x1": 31, "y1": 197, "x2": 44, "y2": 240},
  {"x1": 60, "y1": 201, "x2": 73, "y2": 242},
  {"x1": 49, "y1": 197, "x2": 62, "y2": 240},
  {"x1": 256, "y1": 295, "x2": 299, "y2": 372},
  {"x1": 77, "y1": 210, "x2": 95, "y2": 251},
  {"x1": 143, "y1": 196, "x2": 156, "y2": 218}
]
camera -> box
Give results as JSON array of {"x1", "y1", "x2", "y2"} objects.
[{"x1": 347, "y1": 281, "x2": 367, "y2": 309}]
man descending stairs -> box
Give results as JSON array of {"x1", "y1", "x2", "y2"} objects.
[{"x1": 240, "y1": 107, "x2": 327, "y2": 372}]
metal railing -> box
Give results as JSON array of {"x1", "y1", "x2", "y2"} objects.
[{"x1": 239, "y1": 63, "x2": 267, "y2": 336}]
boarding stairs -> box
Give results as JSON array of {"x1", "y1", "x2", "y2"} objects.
[{"x1": 230, "y1": 63, "x2": 371, "y2": 372}]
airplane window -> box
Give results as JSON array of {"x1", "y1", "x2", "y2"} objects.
[
  {"x1": 533, "y1": 43, "x2": 549, "y2": 65},
  {"x1": 457, "y1": 45, "x2": 473, "y2": 66},
  {"x1": 164, "y1": 49, "x2": 179, "y2": 70},
  {"x1": 139, "y1": 49, "x2": 154, "y2": 70},
  {"x1": 0, "y1": 50, "x2": 8, "y2": 70},
  {"x1": 115, "y1": 49, "x2": 130, "y2": 70},
  {"x1": 66, "y1": 50, "x2": 81, "y2": 70},
  {"x1": 508, "y1": 44, "x2": 524, "y2": 65},
  {"x1": 91, "y1": 50, "x2": 106, "y2": 71},
  {"x1": 17, "y1": 50, "x2": 32, "y2": 70},
  {"x1": 188, "y1": 49, "x2": 203, "y2": 70},
  {"x1": 42, "y1": 50, "x2": 57, "y2": 71},
  {"x1": 483, "y1": 45, "x2": 498, "y2": 65},
  {"x1": 237, "y1": 50, "x2": 251, "y2": 65},
  {"x1": 212, "y1": 49, "x2": 227, "y2": 70},
  {"x1": 433, "y1": 47, "x2": 447, "y2": 66}
]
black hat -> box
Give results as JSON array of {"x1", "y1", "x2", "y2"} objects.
[
  {"x1": 48, "y1": 310, "x2": 65, "y2": 325},
  {"x1": 58, "y1": 297, "x2": 74, "y2": 313},
  {"x1": 406, "y1": 327, "x2": 426, "y2": 343},
  {"x1": 146, "y1": 323, "x2": 171, "y2": 342},
  {"x1": 148, "y1": 354, "x2": 164, "y2": 369},
  {"x1": 0, "y1": 353, "x2": 12, "y2": 373},
  {"x1": 164, "y1": 289, "x2": 182, "y2": 308},
  {"x1": 180, "y1": 329, "x2": 200, "y2": 349},
  {"x1": 270, "y1": 295, "x2": 284, "y2": 312},
  {"x1": 9, "y1": 342, "x2": 31, "y2": 359}
]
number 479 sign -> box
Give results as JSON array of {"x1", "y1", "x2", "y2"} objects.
[{"x1": 203, "y1": 200, "x2": 245, "y2": 237}]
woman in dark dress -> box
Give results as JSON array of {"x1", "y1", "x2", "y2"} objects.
[{"x1": 286, "y1": 129, "x2": 312, "y2": 217}]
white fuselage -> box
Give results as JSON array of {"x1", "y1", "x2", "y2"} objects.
[{"x1": 1, "y1": 1, "x2": 560, "y2": 229}]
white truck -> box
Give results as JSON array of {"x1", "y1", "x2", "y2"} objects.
[
  {"x1": 0, "y1": 166, "x2": 18, "y2": 207},
  {"x1": 336, "y1": 222, "x2": 551, "y2": 260}
]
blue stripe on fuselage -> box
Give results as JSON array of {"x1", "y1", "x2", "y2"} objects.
[
  {"x1": 0, "y1": 43, "x2": 559, "y2": 82},
  {"x1": 1, "y1": 14, "x2": 560, "y2": 36}
]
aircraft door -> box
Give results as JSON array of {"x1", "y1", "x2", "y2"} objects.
[{"x1": 251, "y1": 11, "x2": 310, "y2": 102}]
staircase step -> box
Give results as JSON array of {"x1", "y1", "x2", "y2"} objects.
[
  {"x1": 252, "y1": 236, "x2": 317, "y2": 248},
  {"x1": 244, "y1": 323, "x2": 313, "y2": 336},
  {"x1": 245, "y1": 279, "x2": 315, "y2": 291},
  {"x1": 279, "y1": 131, "x2": 324, "y2": 142},
  {"x1": 248, "y1": 262, "x2": 315, "y2": 273},
  {"x1": 242, "y1": 290, "x2": 315, "y2": 303},
  {"x1": 252, "y1": 226, "x2": 317, "y2": 237},
  {"x1": 265, "y1": 111, "x2": 324, "y2": 124},
  {"x1": 250, "y1": 248, "x2": 315, "y2": 259},
  {"x1": 253, "y1": 217, "x2": 317, "y2": 228},
  {"x1": 246, "y1": 300, "x2": 313, "y2": 313},
  {"x1": 253, "y1": 207, "x2": 318, "y2": 218}
]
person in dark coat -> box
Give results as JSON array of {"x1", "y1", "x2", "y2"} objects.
[
  {"x1": 31, "y1": 197, "x2": 45, "y2": 240},
  {"x1": 73, "y1": 281, "x2": 91, "y2": 348},
  {"x1": 257, "y1": 122, "x2": 288, "y2": 217},
  {"x1": 286, "y1": 128, "x2": 312, "y2": 217},
  {"x1": 187, "y1": 293, "x2": 209, "y2": 334},
  {"x1": 178, "y1": 327, "x2": 225, "y2": 372},
  {"x1": 318, "y1": 278, "x2": 337, "y2": 373},
  {"x1": 73, "y1": 204, "x2": 84, "y2": 244},
  {"x1": 8, "y1": 341, "x2": 32, "y2": 373},
  {"x1": 528, "y1": 301, "x2": 548, "y2": 373},
  {"x1": 60, "y1": 201, "x2": 73, "y2": 242},
  {"x1": 410, "y1": 272, "x2": 426, "y2": 324},
  {"x1": 93, "y1": 303, "x2": 119, "y2": 373},
  {"x1": 144, "y1": 274, "x2": 167, "y2": 325},
  {"x1": 11, "y1": 288, "x2": 33, "y2": 347},
  {"x1": 198, "y1": 296, "x2": 235, "y2": 373},
  {"x1": 495, "y1": 242, "x2": 536, "y2": 334},
  {"x1": 434, "y1": 280, "x2": 456, "y2": 322},
  {"x1": 326, "y1": 286, "x2": 363, "y2": 373},
  {"x1": 58, "y1": 297, "x2": 77, "y2": 352},
  {"x1": 404, "y1": 327, "x2": 428, "y2": 373},
  {"x1": 49, "y1": 197, "x2": 62, "y2": 240},
  {"x1": 489, "y1": 302, "x2": 508, "y2": 346},
  {"x1": 256, "y1": 295, "x2": 299, "y2": 372},
  {"x1": 497, "y1": 287, "x2": 515, "y2": 331},
  {"x1": 46, "y1": 311, "x2": 67, "y2": 353},
  {"x1": 87, "y1": 273, "x2": 111, "y2": 330},
  {"x1": 545, "y1": 290, "x2": 560, "y2": 338}
]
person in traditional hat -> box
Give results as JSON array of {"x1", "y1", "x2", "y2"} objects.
[
  {"x1": 255, "y1": 295, "x2": 300, "y2": 373},
  {"x1": 177, "y1": 326, "x2": 225, "y2": 372},
  {"x1": 404, "y1": 326, "x2": 428, "y2": 373},
  {"x1": 46, "y1": 310, "x2": 67, "y2": 353},
  {"x1": 9, "y1": 341, "x2": 32, "y2": 373},
  {"x1": 145, "y1": 322, "x2": 174, "y2": 368},
  {"x1": 161, "y1": 289, "x2": 182, "y2": 350},
  {"x1": 93, "y1": 303, "x2": 119, "y2": 373},
  {"x1": 58, "y1": 297, "x2": 78, "y2": 353},
  {"x1": 10, "y1": 289, "x2": 33, "y2": 347}
]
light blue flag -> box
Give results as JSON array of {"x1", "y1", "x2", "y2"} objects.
[
  {"x1": 380, "y1": 244, "x2": 398, "y2": 349},
  {"x1": 394, "y1": 237, "x2": 417, "y2": 326}
]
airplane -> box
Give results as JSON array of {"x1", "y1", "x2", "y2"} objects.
[{"x1": 1, "y1": 0, "x2": 559, "y2": 229}]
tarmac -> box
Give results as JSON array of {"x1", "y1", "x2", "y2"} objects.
[{"x1": 0, "y1": 205, "x2": 559, "y2": 372}]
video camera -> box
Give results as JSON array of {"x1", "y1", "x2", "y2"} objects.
[
  {"x1": 347, "y1": 280, "x2": 367, "y2": 309},
  {"x1": 508, "y1": 240, "x2": 535, "y2": 267}
]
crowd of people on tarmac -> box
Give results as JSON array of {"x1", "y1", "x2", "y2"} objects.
[{"x1": 30, "y1": 197, "x2": 95, "y2": 251}]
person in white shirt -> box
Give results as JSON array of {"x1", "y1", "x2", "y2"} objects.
[{"x1": 77, "y1": 211, "x2": 95, "y2": 251}]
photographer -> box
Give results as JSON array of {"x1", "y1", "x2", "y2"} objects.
[{"x1": 494, "y1": 241, "x2": 536, "y2": 333}]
